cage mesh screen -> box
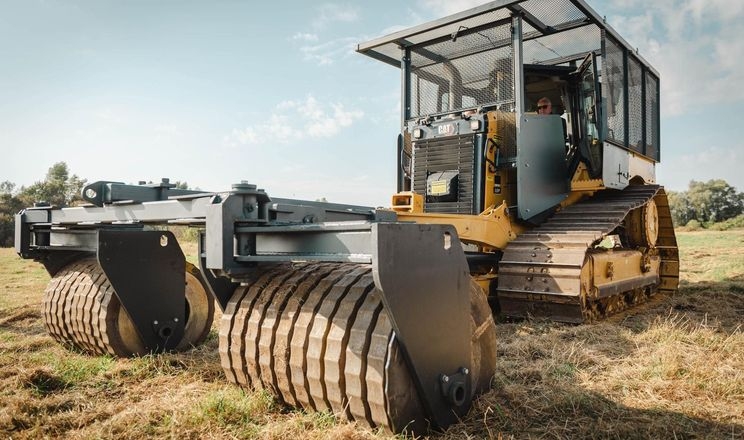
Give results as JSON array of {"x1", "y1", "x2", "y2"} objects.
[
  {"x1": 627, "y1": 55, "x2": 643, "y2": 153},
  {"x1": 645, "y1": 72, "x2": 659, "y2": 161},
  {"x1": 523, "y1": 24, "x2": 601, "y2": 65},
  {"x1": 521, "y1": 0, "x2": 587, "y2": 27},
  {"x1": 603, "y1": 35, "x2": 625, "y2": 145},
  {"x1": 408, "y1": 9, "x2": 511, "y2": 56},
  {"x1": 410, "y1": 20, "x2": 513, "y2": 118}
]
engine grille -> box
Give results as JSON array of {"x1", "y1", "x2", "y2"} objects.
[{"x1": 412, "y1": 134, "x2": 476, "y2": 214}]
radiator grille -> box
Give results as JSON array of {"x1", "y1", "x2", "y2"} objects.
[{"x1": 412, "y1": 134, "x2": 476, "y2": 214}]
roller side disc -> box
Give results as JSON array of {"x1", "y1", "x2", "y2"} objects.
[
  {"x1": 219, "y1": 263, "x2": 497, "y2": 434},
  {"x1": 42, "y1": 257, "x2": 214, "y2": 356}
]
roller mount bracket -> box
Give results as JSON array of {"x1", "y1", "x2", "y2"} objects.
[
  {"x1": 372, "y1": 222, "x2": 473, "y2": 430},
  {"x1": 97, "y1": 229, "x2": 186, "y2": 353}
]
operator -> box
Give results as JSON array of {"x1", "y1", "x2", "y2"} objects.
[
  {"x1": 537, "y1": 96, "x2": 568, "y2": 144},
  {"x1": 536, "y1": 97, "x2": 553, "y2": 115}
]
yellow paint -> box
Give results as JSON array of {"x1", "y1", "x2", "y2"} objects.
[
  {"x1": 560, "y1": 162, "x2": 603, "y2": 210},
  {"x1": 396, "y1": 201, "x2": 523, "y2": 250},
  {"x1": 390, "y1": 191, "x2": 424, "y2": 213},
  {"x1": 584, "y1": 249, "x2": 661, "y2": 299}
]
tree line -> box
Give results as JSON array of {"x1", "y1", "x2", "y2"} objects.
[
  {"x1": 0, "y1": 162, "x2": 191, "y2": 247},
  {"x1": 667, "y1": 179, "x2": 744, "y2": 229},
  {"x1": 0, "y1": 162, "x2": 87, "y2": 247},
  {"x1": 1, "y1": 164, "x2": 743, "y2": 247}
]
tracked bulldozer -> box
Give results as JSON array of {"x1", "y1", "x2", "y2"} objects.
[{"x1": 15, "y1": 0, "x2": 678, "y2": 434}]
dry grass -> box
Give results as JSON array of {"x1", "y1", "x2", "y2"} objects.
[{"x1": 1, "y1": 229, "x2": 743, "y2": 439}]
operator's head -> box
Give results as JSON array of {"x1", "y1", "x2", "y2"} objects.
[{"x1": 537, "y1": 97, "x2": 552, "y2": 115}]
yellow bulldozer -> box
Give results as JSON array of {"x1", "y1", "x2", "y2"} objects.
[{"x1": 15, "y1": 0, "x2": 678, "y2": 434}]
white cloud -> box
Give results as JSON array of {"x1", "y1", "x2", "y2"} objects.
[
  {"x1": 226, "y1": 127, "x2": 257, "y2": 145},
  {"x1": 154, "y1": 124, "x2": 180, "y2": 136},
  {"x1": 225, "y1": 95, "x2": 364, "y2": 147},
  {"x1": 605, "y1": 0, "x2": 744, "y2": 116},
  {"x1": 312, "y1": 3, "x2": 359, "y2": 29},
  {"x1": 291, "y1": 32, "x2": 318, "y2": 42},
  {"x1": 297, "y1": 36, "x2": 357, "y2": 66}
]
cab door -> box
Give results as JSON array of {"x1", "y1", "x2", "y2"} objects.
[{"x1": 572, "y1": 53, "x2": 603, "y2": 177}]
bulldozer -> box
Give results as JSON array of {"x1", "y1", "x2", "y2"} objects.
[{"x1": 15, "y1": 0, "x2": 678, "y2": 434}]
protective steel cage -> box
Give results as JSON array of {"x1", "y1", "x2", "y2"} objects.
[{"x1": 357, "y1": 0, "x2": 661, "y2": 162}]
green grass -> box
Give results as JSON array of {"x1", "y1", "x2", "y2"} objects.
[
  {"x1": 677, "y1": 229, "x2": 744, "y2": 282},
  {"x1": 0, "y1": 250, "x2": 48, "y2": 310},
  {"x1": 1, "y1": 228, "x2": 743, "y2": 439}
]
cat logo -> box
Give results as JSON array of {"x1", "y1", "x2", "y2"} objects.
[{"x1": 437, "y1": 123, "x2": 457, "y2": 136}]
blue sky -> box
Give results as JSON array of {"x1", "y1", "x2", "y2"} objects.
[{"x1": 1, "y1": 0, "x2": 742, "y2": 206}]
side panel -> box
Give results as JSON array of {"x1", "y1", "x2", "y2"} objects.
[
  {"x1": 602, "y1": 142, "x2": 656, "y2": 188},
  {"x1": 602, "y1": 142, "x2": 630, "y2": 189},
  {"x1": 516, "y1": 114, "x2": 569, "y2": 220},
  {"x1": 628, "y1": 152, "x2": 656, "y2": 184}
]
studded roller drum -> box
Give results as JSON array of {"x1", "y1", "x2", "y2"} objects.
[
  {"x1": 42, "y1": 257, "x2": 215, "y2": 356},
  {"x1": 219, "y1": 262, "x2": 497, "y2": 433}
]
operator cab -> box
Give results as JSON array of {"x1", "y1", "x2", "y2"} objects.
[{"x1": 357, "y1": 0, "x2": 660, "y2": 221}]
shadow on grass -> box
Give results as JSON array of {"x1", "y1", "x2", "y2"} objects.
[
  {"x1": 0, "y1": 306, "x2": 47, "y2": 340},
  {"x1": 441, "y1": 277, "x2": 744, "y2": 439},
  {"x1": 663, "y1": 276, "x2": 744, "y2": 333},
  {"x1": 452, "y1": 383, "x2": 744, "y2": 439}
]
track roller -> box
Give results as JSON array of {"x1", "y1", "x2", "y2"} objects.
[
  {"x1": 219, "y1": 262, "x2": 496, "y2": 434},
  {"x1": 42, "y1": 257, "x2": 214, "y2": 356}
]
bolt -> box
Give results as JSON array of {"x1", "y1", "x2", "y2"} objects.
[
  {"x1": 461, "y1": 367, "x2": 469, "y2": 375},
  {"x1": 174, "y1": 318, "x2": 179, "y2": 323},
  {"x1": 442, "y1": 375, "x2": 450, "y2": 383},
  {"x1": 153, "y1": 320, "x2": 159, "y2": 326}
]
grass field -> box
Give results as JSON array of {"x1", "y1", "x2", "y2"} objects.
[{"x1": 1, "y1": 230, "x2": 742, "y2": 439}]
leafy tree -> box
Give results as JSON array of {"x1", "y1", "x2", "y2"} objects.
[
  {"x1": 668, "y1": 190, "x2": 694, "y2": 227},
  {"x1": 689, "y1": 179, "x2": 743, "y2": 223},
  {"x1": 668, "y1": 179, "x2": 743, "y2": 227},
  {"x1": 19, "y1": 162, "x2": 87, "y2": 207},
  {"x1": 0, "y1": 183, "x2": 24, "y2": 247},
  {"x1": 0, "y1": 181, "x2": 16, "y2": 195},
  {"x1": 0, "y1": 163, "x2": 88, "y2": 247}
]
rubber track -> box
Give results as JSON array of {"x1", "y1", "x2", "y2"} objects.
[{"x1": 497, "y1": 185, "x2": 680, "y2": 322}]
